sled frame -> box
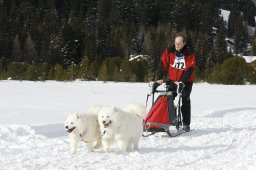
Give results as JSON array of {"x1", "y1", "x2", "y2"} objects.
[{"x1": 144, "y1": 89, "x2": 183, "y2": 134}]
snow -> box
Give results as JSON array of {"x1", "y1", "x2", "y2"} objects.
[
  {"x1": 220, "y1": 9, "x2": 230, "y2": 24},
  {"x1": 1, "y1": 80, "x2": 256, "y2": 169},
  {"x1": 220, "y1": 9, "x2": 255, "y2": 36},
  {"x1": 242, "y1": 56, "x2": 256, "y2": 63},
  {"x1": 247, "y1": 26, "x2": 255, "y2": 36},
  {"x1": 129, "y1": 55, "x2": 149, "y2": 61}
]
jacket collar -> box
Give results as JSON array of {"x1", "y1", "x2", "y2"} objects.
[{"x1": 168, "y1": 45, "x2": 193, "y2": 56}]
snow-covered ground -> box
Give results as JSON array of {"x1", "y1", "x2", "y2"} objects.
[
  {"x1": 242, "y1": 55, "x2": 256, "y2": 63},
  {"x1": 1, "y1": 80, "x2": 256, "y2": 170}
]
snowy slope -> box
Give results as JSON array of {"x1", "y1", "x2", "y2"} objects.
[
  {"x1": 220, "y1": 9, "x2": 230, "y2": 24},
  {"x1": 1, "y1": 81, "x2": 256, "y2": 170}
]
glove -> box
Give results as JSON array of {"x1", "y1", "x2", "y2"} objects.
[
  {"x1": 148, "y1": 82, "x2": 160, "y2": 96},
  {"x1": 152, "y1": 82, "x2": 160, "y2": 93},
  {"x1": 165, "y1": 81, "x2": 176, "y2": 92},
  {"x1": 175, "y1": 81, "x2": 185, "y2": 94}
]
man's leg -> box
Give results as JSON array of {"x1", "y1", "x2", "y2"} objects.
[
  {"x1": 181, "y1": 96, "x2": 191, "y2": 125},
  {"x1": 181, "y1": 83, "x2": 192, "y2": 130}
]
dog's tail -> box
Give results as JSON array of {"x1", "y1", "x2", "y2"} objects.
[{"x1": 124, "y1": 103, "x2": 147, "y2": 119}]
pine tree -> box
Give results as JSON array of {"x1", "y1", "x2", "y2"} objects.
[
  {"x1": 79, "y1": 55, "x2": 90, "y2": 80},
  {"x1": 95, "y1": 0, "x2": 114, "y2": 59},
  {"x1": 228, "y1": 3, "x2": 240, "y2": 37},
  {"x1": 243, "y1": 0, "x2": 256, "y2": 27},
  {"x1": 251, "y1": 37, "x2": 256, "y2": 55},
  {"x1": 98, "y1": 60, "x2": 108, "y2": 81},
  {"x1": 54, "y1": 64, "x2": 64, "y2": 81},
  {"x1": 170, "y1": 0, "x2": 201, "y2": 31},
  {"x1": 130, "y1": 60, "x2": 148, "y2": 82},
  {"x1": 194, "y1": 33, "x2": 209, "y2": 72},
  {"x1": 24, "y1": 34, "x2": 38, "y2": 63},
  {"x1": 65, "y1": 62, "x2": 78, "y2": 81},
  {"x1": 87, "y1": 62, "x2": 97, "y2": 80},
  {"x1": 39, "y1": 63, "x2": 49, "y2": 81},
  {"x1": 48, "y1": 66, "x2": 54, "y2": 80},
  {"x1": 0, "y1": 57, "x2": 7, "y2": 74},
  {"x1": 11, "y1": 35, "x2": 23, "y2": 62},
  {"x1": 107, "y1": 59, "x2": 114, "y2": 80},
  {"x1": 206, "y1": 49, "x2": 217, "y2": 70},
  {"x1": 24, "y1": 64, "x2": 38, "y2": 80},
  {"x1": 83, "y1": 0, "x2": 98, "y2": 60},
  {"x1": 47, "y1": 34, "x2": 64, "y2": 66},
  {"x1": 234, "y1": 16, "x2": 248, "y2": 54},
  {"x1": 120, "y1": 59, "x2": 131, "y2": 82},
  {"x1": 62, "y1": 23, "x2": 82, "y2": 66},
  {"x1": 137, "y1": 0, "x2": 160, "y2": 27},
  {"x1": 214, "y1": 23, "x2": 228, "y2": 64},
  {"x1": 7, "y1": 62, "x2": 28, "y2": 80},
  {"x1": 199, "y1": 2, "x2": 218, "y2": 33}
]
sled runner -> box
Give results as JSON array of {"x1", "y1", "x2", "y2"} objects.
[{"x1": 143, "y1": 81, "x2": 186, "y2": 137}]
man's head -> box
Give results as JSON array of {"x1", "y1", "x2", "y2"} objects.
[{"x1": 174, "y1": 33, "x2": 186, "y2": 52}]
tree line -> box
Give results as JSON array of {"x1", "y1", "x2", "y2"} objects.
[{"x1": 0, "y1": 0, "x2": 256, "y2": 84}]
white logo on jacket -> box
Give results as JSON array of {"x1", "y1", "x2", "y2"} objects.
[{"x1": 171, "y1": 55, "x2": 186, "y2": 70}]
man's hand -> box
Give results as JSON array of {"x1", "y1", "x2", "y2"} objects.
[{"x1": 156, "y1": 79, "x2": 163, "y2": 84}]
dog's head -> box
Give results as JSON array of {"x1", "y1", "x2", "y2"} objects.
[
  {"x1": 64, "y1": 113, "x2": 80, "y2": 133},
  {"x1": 98, "y1": 107, "x2": 116, "y2": 128}
]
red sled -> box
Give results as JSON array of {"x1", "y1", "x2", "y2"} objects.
[{"x1": 143, "y1": 82, "x2": 183, "y2": 137}]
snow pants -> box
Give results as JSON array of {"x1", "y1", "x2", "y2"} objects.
[{"x1": 181, "y1": 82, "x2": 193, "y2": 126}]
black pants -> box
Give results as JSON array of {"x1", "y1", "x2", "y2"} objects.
[{"x1": 173, "y1": 82, "x2": 193, "y2": 126}]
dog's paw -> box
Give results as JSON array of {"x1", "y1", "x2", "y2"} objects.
[{"x1": 93, "y1": 141, "x2": 102, "y2": 149}]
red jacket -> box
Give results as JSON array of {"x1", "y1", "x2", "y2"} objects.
[{"x1": 157, "y1": 45, "x2": 196, "y2": 82}]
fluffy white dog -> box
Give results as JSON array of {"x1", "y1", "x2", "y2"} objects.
[
  {"x1": 64, "y1": 106, "x2": 102, "y2": 154},
  {"x1": 98, "y1": 103, "x2": 146, "y2": 152}
]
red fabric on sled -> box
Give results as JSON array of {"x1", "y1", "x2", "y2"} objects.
[{"x1": 144, "y1": 96, "x2": 170, "y2": 129}]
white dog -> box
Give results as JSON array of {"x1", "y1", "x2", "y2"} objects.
[
  {"x1": 64, "y1": 106, "x2": 102, "y2": 154},
  {"x1": 98, "y1": 103, "x2": 147, "y2": 152}
]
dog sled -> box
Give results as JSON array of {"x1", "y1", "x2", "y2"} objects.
[{"x1": 143, "y1": 81, "x2": 186, "y2": 137}]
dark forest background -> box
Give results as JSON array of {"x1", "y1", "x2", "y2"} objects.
[{"x1": 1, "y1": 0, "x2": 256, "y2": 84}]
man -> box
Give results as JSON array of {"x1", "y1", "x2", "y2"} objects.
[{"x1": 156, "y1": 33, "x2": 196, "y2": 133}]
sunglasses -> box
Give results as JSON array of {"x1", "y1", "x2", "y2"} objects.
[{"x1": 174, "y1": 42, "x2": 184, "y2": 46}]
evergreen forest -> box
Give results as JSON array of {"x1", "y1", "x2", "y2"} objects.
[{"x1": 1, "y1": 0, "x2": 256, "y2": 84}]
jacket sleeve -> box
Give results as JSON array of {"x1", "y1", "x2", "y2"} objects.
[
  {"x1": 180, "y1": 54, "x2": 196, "y2": 82},
  {"x1": 156, "y1": 48, "x2": 169, "y2": 80}
]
